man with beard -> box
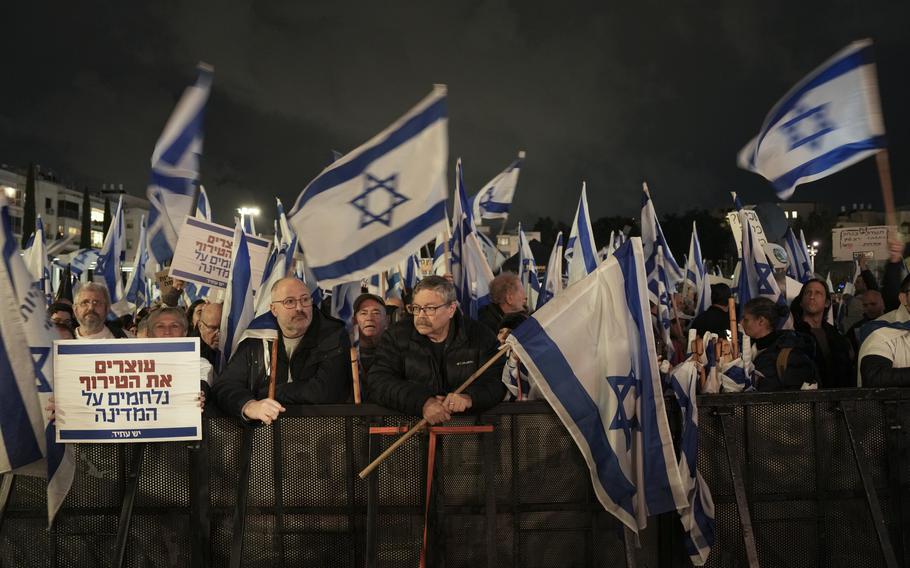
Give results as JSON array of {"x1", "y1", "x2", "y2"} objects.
[
  {"x1": 367, "y1": 276, "x2": 505, "y2": 423},
  {"x1": 73, "y1": 282, "x2": 130, "y2": 339},
  {"x1": 213, "y1": 277, "x2": 351, "y2": 424},
  {"x1": 791, "y1": 278, "x2": 854, "y2": 388}
]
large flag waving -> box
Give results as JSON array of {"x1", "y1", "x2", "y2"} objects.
[
  {"x1": 783, "y1": 227, "x2": 812, "y2": 283},
  {"x1": 737, "y1": 208, "x2": 784, "y2": 316},
  {"x1": 507, "y1": 238, "x2": 687, "y2": 532},
  {"x1": 147, "y1": 63, "x2": 213, "y2": 266},
  {"x1": 0, "y1": 197, "x2": 75, "y2": 525},
  {"x1": 471, "y1": 151, "x2": 525, "y2": 220},
  {"x1": 565, "y1": 182, "x2": 598, "y2": 286},
  {"x1": 738, "y1": 39, "x2": 886, "y2": 200},
  {"x1": 450, "y1": 159, "x2": 495, "y2": 319},
  {"x1": 288, "y1": 86, "x2": 448, "y2": 288},
  {"x1": 219, "y1": 222, "x2": 255, "y2": 369},
  {"x1": 94, "y1": 195, "x2": 129, "y2": 316}
]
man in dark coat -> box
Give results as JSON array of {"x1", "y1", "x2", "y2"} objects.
[
  {"x1": 367, "y1": 275, "x2": 506, "y2": 423},
  {"x1": 476, "y1": 272, "x2": 527, "y2": 333},
  {"x1": 690, "y1": 283, "x2": 732, "y2": 338},
  {"x1": 213, "y1": 277, "x2": 351, "y2": 423},
  {"x1": 791, "y1": 278, "x2": 855, "y2": 388}
]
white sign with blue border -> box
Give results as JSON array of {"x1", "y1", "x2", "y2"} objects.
[{"x1": 53, "y1": 338, "x2": 203, "y2": 443}]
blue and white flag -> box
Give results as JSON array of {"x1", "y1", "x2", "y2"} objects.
[
  {"x1": 783, "y1": 227, "x2": 812, "y2": 283},
  {"x1": 738, "y1": 39, "x2": 886, "y2": 200},
  {"x1": 288, "y1": 86, "x2": 448, "y2": 288},
  {"x1": 219, "y1": 222, "x2": 255, "y2": 369},
  {"x1": 66, "y1": 248, "x2": 100, "y2": 279},
  {"x1": 403, "y1": 253, "x2": 421, "y2": 291},
  {"x1": 451, "y1": 158, "x2": 494, "y2": 319},
  {"x1": 124, "y1": 214, "x2": 150, "y2": 309},
  {"x1": 654, "y1": 246, "x2": 676, "y2": 362},
  {"x1": 195, "y1": 185, "x2": 212, "y2": 221},
  {"x1": 565, "y1": 182, "x2": 598, "y2": 286},
  {"x1": 518, "y1": 222, "x2": 541, "y2": 309},
  {"x1": 642, "y1": 183, "x2": 684, "y2": 303},
  {"x1": 536, "y1": 231, "x2": 564, "y2": 310},
  {"x1": 146, "y1": 63, "x2": 213, "y2": 267},
  {"x1": 471, "y1": 151, "x2": 525, "y2": 220},
  {"x1": 254, "y1": 199, "x2": 298, "y2": 317},
  {"x1": 506, "y1": 238, "x2": 687, "y2": 532},
  {"x1": 667, "y1": 361, "x2": 715, "y2": 565},
  {"x1": 685, "y1": 222, "x2": 712, "y2": 317},
  {"x1": 241, "y1": 211, "x2": 257, "y2": 236},
  {"x1": 432, "y1": 216, "x2": 451, "y2": 276},
  {"x1": 94, "y1": 196, "x2": 128, "y2": 316},
  {"x1": 331, "y1": 281, "x2": 362, "y2": 331},
  {"x1": 0, "y1": 197, "x2": 75, "y2": 526},
  {"x1": 22, "y1": 215, "x2": 51, "y2": 304},
  {"x1": 736, "y1": 208, "x2": 784, "y2": 314},
  {"x1": 476, "y1": 229, "x2": 507, "y2": 272}
]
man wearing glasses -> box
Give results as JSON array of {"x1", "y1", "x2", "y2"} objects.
[
  {"x1": 197, "y1": 303, "x2": 223, "y2": 373},
  {"x1": 213, "y1": 277, "x2": 351, "y2": 424},
  {"x1": 73, "y1": 282, "x2": 131, "y2": 339},
  {"x1": 367, "y1": 275, "x2": 506, "y2": 424}
]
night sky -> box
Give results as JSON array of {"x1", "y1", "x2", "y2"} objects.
[{"x1": 3, "y1": 1, "x2": 908, "y2": 230}]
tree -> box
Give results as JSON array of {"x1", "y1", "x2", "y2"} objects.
[
  {"x1": 79, "y1": 187, "x2": 92, "y2": 249},
  {"x1": 102, "y1": 198, "x2": 112, "y2": 240},
  {"x1": 21, "y1": 163, "x2": 36, "y2": 248},
  {"x1": 531, "y1": 216, "x2": 570, "y2": 251}
]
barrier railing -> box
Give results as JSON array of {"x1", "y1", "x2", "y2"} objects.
[{"x1": 1, "y1": 388, "x2": 909, "y2": 567}]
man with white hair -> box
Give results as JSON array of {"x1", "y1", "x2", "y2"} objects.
[{"x1": 74, "y1": 282, "x2": 131, "y2": 339}]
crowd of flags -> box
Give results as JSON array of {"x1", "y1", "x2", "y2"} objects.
[{"x1": 1, "y1": 38, "x2": 897, "y2": 565}]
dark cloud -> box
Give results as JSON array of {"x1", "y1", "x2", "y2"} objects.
[{"x1": 2, "y1": 1, "x2": 908, "y2": 231}]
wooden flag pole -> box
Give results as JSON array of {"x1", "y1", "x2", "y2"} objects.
[
  {"x1": 267, "y1": 337, "x2": 279, "y2": 400},
  {"x1": 351, "y1": 346, "x2": 362, "y2": 404},
  {"x1": 358, "y1": 346, "x2": 510, "y2": 479},
  {"x1": 876, "y1": 150, "x2": 898, "y2": 229},
  {"x1": 728, "y1": 297, "x2": 739, "y2": 360}
]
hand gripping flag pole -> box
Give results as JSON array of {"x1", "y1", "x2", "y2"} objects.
[{"x1": 357, "y1": 345, "x2": 510, "y2": 479}]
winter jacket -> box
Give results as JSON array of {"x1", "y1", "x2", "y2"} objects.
[{"x1": 752, "y1": 331, "x2": 817, "y2": 391}]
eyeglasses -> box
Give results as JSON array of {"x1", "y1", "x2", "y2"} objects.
[
  {"x1": 77, "y1": 299, "x2": 106, "y2": 308},
  {"x1": 406, "y1": 303, "x2": 450, "y2": 316},
  {"x1": 198, "y1": 320, "x2": 220, "y2": 332},
  {"x1": 272, "y1": 296, "x2": 313, "y2": 309}
]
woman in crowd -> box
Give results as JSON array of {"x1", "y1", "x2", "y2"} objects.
[{"x1": 741, "y1": 298, "x2": 817, "y2": 391}]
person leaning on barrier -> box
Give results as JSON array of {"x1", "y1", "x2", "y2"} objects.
[
  {"x1": 73, "y1": 282, "x2": 132, "y2": 339},
  {"x1": 476, "y1": 272, "x2": 527, "y2": 334},
  {"x1": 212, "y1": 277, "x2": 351, "y2": 424},
  {"x1": 366, "y1": 275, "x2": 506, "y2": 424},
  {"x1": 742, "y1": 298, "x2": 817, "y2": 391},
  {"x1": 791, "y1": 278, "x2": 854, "y2": 388},
  {"x1": 352, "y1": 293, "x2": 388, "y2": 377}
]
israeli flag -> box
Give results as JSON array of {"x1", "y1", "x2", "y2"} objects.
[
  {"x1": 654, "y1": 246, "x2": 676, "y2": 362},
  {"x1": 432, "y1": 215, "x2": 450, "y2": 276},
  {"x1": 736, "y1": 208, "x2": 784, "y2": 314},
  {"x1": 403, "y1": 253, "x2": 422, "y2": 291},
  {"x1": 476, "y1": 229, "x2": 507, "y2": 272},
  {"x1": 536, "y1": 231, "x2": 564, "y2": 310},
  {"x1": 94, "y1": 196, "x2": 129, "y2": 316},
  {"x1": 124, "y1": 214, "x2": 150, "y2": 309},
  {"x1": 22, "y1": 215, "x2": 51, "y2": 304},
  {"x1": 66, "y1": 248, "x2": 100, "y2": 279},
  {"x1": 565, "y1": 182, "x2": 598, "y2": 286},
  {"x1": 451, "y1": 158, "x2": 494, "y2": 319},
  {"x1": 518, "y1": 222, "x2": 540, "y2": 309},
  {"x1": 254, "y1": 199, "x2": 298, "y2": 317},
  {"x1": 219, "y1": 222, "x2": 255, "y2": 369},
  {"x1": 288, "y1": 86, "x2": 448, "y2": 288},
  {"x1": 506, "y1": 238, "x2": 687, "y2": 532},
  {"x1": 783, "y1": 227, "x2": 812, "y2": 283},
  {"x1": 0, "y1": 197, "x2": 75, "y2": 526},
  {"x1": 471, "y1": 151, "x2": 525, "y2": 220},
  {"x1": 195, "y1": 185, "x2": 212, "y2": 221},
  {"x1": 146, "y1": 63, "x2": 213, "y2": 266},
  {"x1": 331, "y1": 281, "x2": 362, "y2": 330},
  {"x1": 241, "y1": 211, "x2": 257, "y2": 236},
  {"x1": 685, "y1": 222, "x2": 712, "y2": 317},
  {"x1": 642, "y1": 183, "x2": 684, "y2": 303},
  {"x1": 738, "y1": 39, "x2": 886, "y2": 200}
]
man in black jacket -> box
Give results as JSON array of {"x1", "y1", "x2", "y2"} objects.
[
  {"x1": 690, "y1": 283, "x2": 732, "y2": 338},
  {"x1": 476, "y1": 272, "x2": 527, "y2": 333},
  {"x1": 791, "y1": 278, "x2": 855, "y2": 388},
  {"x1": 367, "y1": 275, "x2": 506, "y2": 424},
  {"x1": 213, "y1": 277, "x2": 351, "y2": 423}
]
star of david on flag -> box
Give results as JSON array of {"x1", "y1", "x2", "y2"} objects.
[
  {"x1": 738, "y1": 39, "x2": 886, "y2": 200},
  {"x1": 288, "y1": 86, "x2": 448, "y2": 288},
  {"x1": 350, "y1": 173, "x2": 409, "y2": 228},
  {"x1": 607, "y1": 369, "x2": 639, "y2": 451}
]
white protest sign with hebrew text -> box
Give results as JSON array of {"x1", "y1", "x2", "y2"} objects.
[
  {"x1": 54, "y1": 338, "x2": 202, "y2": 443},
  {"x1": 831, "y1": 225, "x2": 895, "y2": 261},
  {"x1": 169, "y1": 216, "x2": 271, "y2": 291},
  {"x1": 726, "y1": 209, "x2": 787, "y2": 270}
]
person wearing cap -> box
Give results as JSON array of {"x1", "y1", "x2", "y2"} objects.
[{"x1": 352, "y1": 293, "x2": 389, "y2": 376}]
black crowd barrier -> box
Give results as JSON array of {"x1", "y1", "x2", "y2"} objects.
[{"x1": 2, "y1": 388, "x2": 909, "y2": 568}]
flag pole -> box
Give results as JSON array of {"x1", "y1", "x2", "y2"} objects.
[
  {"x1": 358, "y1": 346, "x2": 510, "y2": 479},
  {"x1": 728, "y1": 297, "x2": 739, "y2": 359},
  {"x1": 351, "y1": 346, "x2": 362, "y2": 404},
  {"x1": 267, "y1": 337, "x2": 279, "y2": 400},
  {"x1": 875, "y1": 150, "x2": 897, "y2": 229}
]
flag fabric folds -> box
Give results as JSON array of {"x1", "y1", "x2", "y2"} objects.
[
  {"x1": 195, "y1": 186, "x2": 212, "y2": 221},
  {"x1": 783, "y1": 227, "x2": 812, "y2": 283},
  {"x1": 219, "y1": 222, "x2": 255, "y2": 369},
  {"x1": 0, "y1": 196, "x2": 75, "y2": 525},
  {"x1": 22, "y1": 215, "x2": 50, "y2": 304},
  {"x1": 737, "y1": 39, "x2": 886, "y2": 200},
  {"x1": 536, "y1": 231, "x2": 564, "y2": 310},
  {"x1": 94, "y1": 196, "x2": 129, "y2": 316},
  {"x1": 685, "y1": 222, "x2": 712, "y2": 318},
  {"x1": 331, "y1": 281, "x2": 362, "y2": 330},
  {"x1": 450, "y1": 159, "x2": 494, "y2": 319},
  {"x1": 471, "y1": 151, "x2": 524, "y2": 220},
  {"x1": 432, "y1": 215, "x2": 451, "y2": 276},
  {"x1": 736, "y1": 208, "x2": 784, "y2": 317},
  {"x1": 517, "y1": 222, "x2": 541, "y2": 310},
  {"x1": 565, "y1": 183, "x2": 598, "y2": 286},
  {"x1": 287, "y1": 86, "x2": 448, "y2": 288},
  {"x1": 254, "y1": 199, "x2": 298, "y2": 317},
  {"x1": 506, "y1": 238, "x2": 687, "y2": 532},
  {"x1": 124, "y1": 214, "x2": 150, "y2": 309},
  {"x1": 642, "y1": 183, "x2": 684, "y2": 303},
  {"x1": 146, "y1": 63, "x2": 213, "y2": 267}
]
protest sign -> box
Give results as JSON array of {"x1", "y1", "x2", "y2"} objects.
[
  {"x1": 726, "y1": 210, "x2": 787, "y2": 270},
  {"x1": 831, "y1": 225, "x2": 894, "y2": 261},
  {"x1": 54, "y1": 338, "x2": 202, "y2": 443},
  {"x1": 169, "y1": 216, "x2": 270, "y2": 291}
]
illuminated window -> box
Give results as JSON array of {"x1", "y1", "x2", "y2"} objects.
[
  {"x1": 67, "y1": 227, "x2": 79, "y2": 237},
  {"x1": 91, "y1": 230, "x2": 103, "y2": 248},
  {"x1": 90, "y1": 209, "x2": 104, "y2": 223},
  {"x1": 791, "y1": 211, "x2": 798, "y2": 219},
  {"x1": 784, "y1": 211, "x2": 789, "y2": 219}
]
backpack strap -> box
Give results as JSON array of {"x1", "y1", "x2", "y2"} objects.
[{"x1": 776, "y1": 347, "x2": 793, "y2": 379}]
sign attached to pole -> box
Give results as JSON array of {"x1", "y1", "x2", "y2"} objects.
[
  {"x1": 169, "y1": 216, "x2": 271, "y2": 291},
  {"x1": 831, "y1": 226, "x2": 895, "y2": 261},
  {"x1": 726, "y1": 210, "x2": 787, "y2": 270},
  {"x1": 54, "y1": 338, "x2": 203, "y2": 443}
]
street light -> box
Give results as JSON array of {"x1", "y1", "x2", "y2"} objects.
[
  {"x1": 237, "y1": 206, "x2": 260, "y2": 217},
  {"x1": 808, "y1": 240, "x2": 820, "y2": 274},
  {"x1": 237, "y1": 206, "x2": 260, "y2": 235}
]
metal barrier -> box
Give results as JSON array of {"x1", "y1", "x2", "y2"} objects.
[{"x1": 1, "y1": 389, "x2": 909, "y2": 567}]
